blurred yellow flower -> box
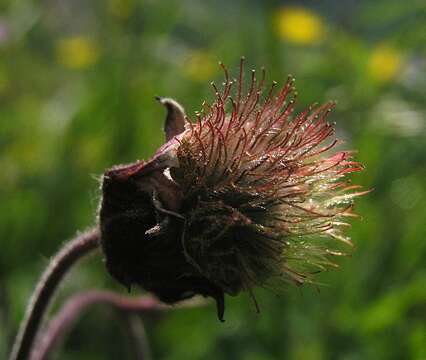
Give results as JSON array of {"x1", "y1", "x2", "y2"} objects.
[
  {"x1": 183, "y1": 51, "x2": 217, "y2": 82},
  {"x1": 108, "y1": 0, "x2": 134, "y2": 19},
  {"x1": 56, "y1": 37, "x2": 100, "y2": 70},
  {"x1": 368, "y1": 45, "x2": 403, "y2": 83},
  {"x1": 274, "y1": 6, "x2": 325, "y2": 44}
]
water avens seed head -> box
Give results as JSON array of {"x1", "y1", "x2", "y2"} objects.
[{"x1": 99, "y1": 59, "x2": 367, "y2": 321}]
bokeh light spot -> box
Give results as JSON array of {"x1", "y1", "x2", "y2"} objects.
[
  {"x1": 368, "y1": 45, "x2": 403, "y2": 82},
  {"x1": 108, "y1": 0, "x2": 134, "y2": 19},
  {"x1": 183, "y1": 51, "x2": 217, "y2": 82},
  {"x1": 274, "y1": 6, "x2": 325, "y2": 45},
  {"x1": 56, "y1": 37, "x2": 100, "y2": 70}
]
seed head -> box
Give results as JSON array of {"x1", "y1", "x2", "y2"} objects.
[{"x1": 99, "y1": 59, "x2": 367, "y2": 321}]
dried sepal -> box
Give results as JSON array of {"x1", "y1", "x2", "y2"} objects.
[{"x1": 155, "y1": 96, "x2": 187, "y2": 141}]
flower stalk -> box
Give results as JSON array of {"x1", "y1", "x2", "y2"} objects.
[
  {"x1": 30, "y1": 291, "x2": 171, "y2": 360},
  {"x1": 9, "y1": 227, "x2": 100, "y2": 360},
  {"x1": 123, "y1": 315, "x2": 152, "y2": 360}
]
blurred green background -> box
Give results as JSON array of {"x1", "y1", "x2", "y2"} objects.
[{"x1": 1, "y1": 0, "x2": 425, "y2": 359}]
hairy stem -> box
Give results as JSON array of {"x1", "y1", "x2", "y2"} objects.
[
  {"x1": 9, "y1": 227, "x2": 100, "y2": 360},
  {"x1": 31, "y1": 291, "x2": 169, "y2": 360}
]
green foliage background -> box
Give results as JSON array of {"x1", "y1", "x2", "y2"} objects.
[{"x1": 1, "y1": 0, "x2": 425, "y2": 359}]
